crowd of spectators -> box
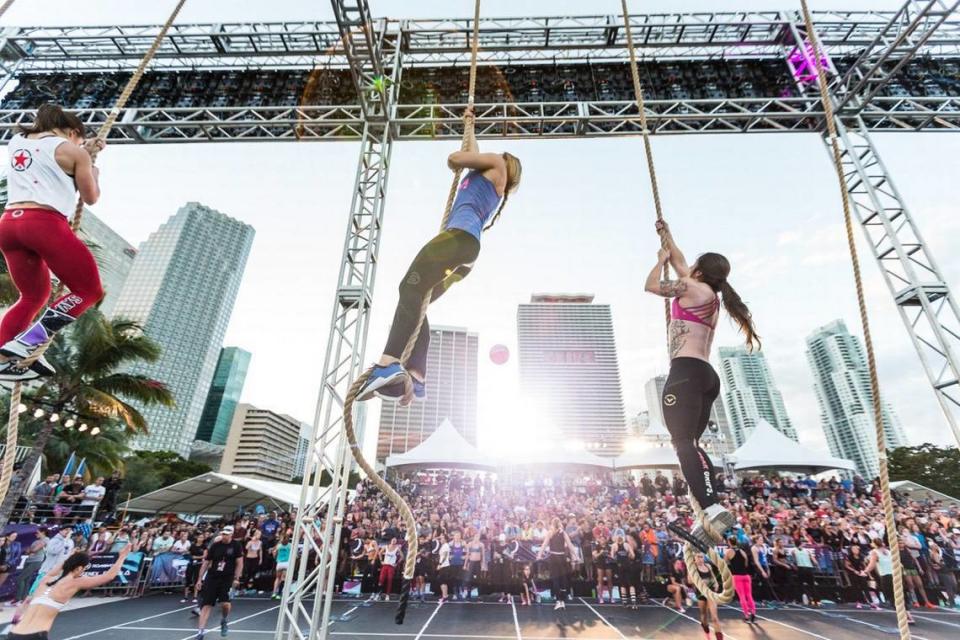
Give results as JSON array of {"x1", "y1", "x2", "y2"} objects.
[{"x1": 2, "y1": 468, "x2": 958, "y2": 615}]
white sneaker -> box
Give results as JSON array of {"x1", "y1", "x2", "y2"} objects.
[{"x1": 554, "y1": 601, "x2": 563, "y2": 611}]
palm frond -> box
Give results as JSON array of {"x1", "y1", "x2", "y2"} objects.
[{"x1": 93, "y1": 374, "x2": 175, "y2": 408}]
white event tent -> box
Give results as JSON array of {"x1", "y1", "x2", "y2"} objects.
[
  {"x1": 730, "y1": 420, "x2": 856, "y2": 473},
  {"x1": 612, "y1": 444, "x2": 679, "y2": 470},
  {"x1": 385, "y1": 419, "x2": 495, "y2": 471},
  {"x1": 122, "y1": 472, "x2": 333, "y2": 516}
]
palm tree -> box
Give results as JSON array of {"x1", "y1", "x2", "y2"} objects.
[{"x1": 0, "y1": 310, "x2": 174, "y2": 527}]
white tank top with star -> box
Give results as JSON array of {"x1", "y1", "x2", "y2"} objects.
[{"x1": 6, "y1": 133, "x2": 77, "y2": 217}]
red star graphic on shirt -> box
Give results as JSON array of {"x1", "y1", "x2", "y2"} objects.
[{"x1": 11, "y1": 149, "x2": 31, "y2": 171}]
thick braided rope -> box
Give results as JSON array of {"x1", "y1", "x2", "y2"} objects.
[
  {"x1": 0, "y1": 0, "x2": 188, "y2": 507},
  {"x1": 620, "y1": 0, "x2": 671, "y2": 333},
  {"x1": 800, "y1": 2, "x2": 910, "y2": 638},
  {"x1": 683, "y1": 496, "x2": 735, "y2": 604},
  {"x1": 0, "y1": 0, "x2": 17, "y2": 20},
  {"x1": 621, "y1": 0, "x2": 732, "y2": 603}
]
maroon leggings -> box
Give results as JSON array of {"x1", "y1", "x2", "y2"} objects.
[{"x1": 0, "y1": 208, "x2": 103, "y2": 344}]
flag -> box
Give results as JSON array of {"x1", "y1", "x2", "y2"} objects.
[
  {"x1": 75, "y1": 458, "x2": 87, "y2": 477},
  {"x1": 62, "y1": 452, "x2": 76, "y2": 477}
]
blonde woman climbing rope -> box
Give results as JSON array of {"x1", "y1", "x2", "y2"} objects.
[{"x1": 356, "y1": 106, "x2": 521, "y2": 406}]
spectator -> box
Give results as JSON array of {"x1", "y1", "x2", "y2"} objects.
[
  {"x1": 79, "y1": 476, "x2": 107, "y2": 520},
  {"x1": 39, "y1": 527, "x2": 75, "y2": 576},
  {"x1": 13, "y1": 527, "x2": 48, "y2": 605},
  {"x1": 152, "y1": 528, "x2": 176, "y2": 555}
]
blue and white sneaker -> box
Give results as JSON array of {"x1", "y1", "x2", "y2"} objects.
[
  {"x1": 375, "y1": 377, "x2": 426, "y2": 403},
  {"x1": 357, "y1": 363, "x2": 407, "y2": 401}
]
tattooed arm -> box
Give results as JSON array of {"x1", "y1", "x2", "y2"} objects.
[{"x1": 645, "y1": 249, "x2": 689, "y2": 298}]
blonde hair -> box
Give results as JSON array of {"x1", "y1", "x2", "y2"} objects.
[{"x1": 483, "y1": 152, "x2": 522, "y2": 232}]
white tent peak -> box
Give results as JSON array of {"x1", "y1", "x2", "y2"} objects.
[
  {"x1": 385, "y1": 418, "x2": 493, "y2": 470},
  {"x1": 731, "y1": 419, "x2": 856, "y2": 473},
  {"x1": 643, "y1": 418, "x2": 670, "y2": 438}
]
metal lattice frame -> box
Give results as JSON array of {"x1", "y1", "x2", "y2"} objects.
[
  {"x1": 0, "y1": 3, "x2": 955, "y2": 640},
  {"x1": 276, "y1": 2, "x2": 400, "y2": 639},
  {"x1": 785, "y1": 3, "x2": 960, "y2": 450}
]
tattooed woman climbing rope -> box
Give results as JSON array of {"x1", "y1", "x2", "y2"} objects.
[
  {"x1": 356, "y1": 106, "x2": 521, "y2": 405},
  {"x1": 644, "y1": 220, "x2": 759, "y2": 548}
]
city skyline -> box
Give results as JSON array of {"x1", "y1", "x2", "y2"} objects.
[
  {"x1": 115, "y1": 203, "x2": 254, "y2": 457},
  {"x1": 10, "y1": 1, "x2": 956, "y2": 463}
]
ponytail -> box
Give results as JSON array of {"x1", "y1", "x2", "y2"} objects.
[
  {"x1": 18, "y1": 103, "x2": 85, "y2": 137},
  {"x1": 483, "y1": 192, "x2": 508, "y2": 231},
  {"x1": 720, "y1": 280, "x2": 761, "y2": 352}
]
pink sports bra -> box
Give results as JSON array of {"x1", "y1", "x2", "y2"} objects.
[{"x1": 671, "y1": 296, "x2": 719, "y2": 329}]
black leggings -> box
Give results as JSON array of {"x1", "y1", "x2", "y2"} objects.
[
  {"x1": 383, "y1": 229, "x2": 480, "y2": 375},
  {"x1": 548, "y1": 554, "x2": 569, "y2": 602},
  {"x1": 662, "y1": 357, "x2": 721, "y2": 509}
]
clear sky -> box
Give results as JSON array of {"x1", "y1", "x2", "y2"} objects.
[{"x1": 5, "y1": 1, "x2": 959, "y2": 459}]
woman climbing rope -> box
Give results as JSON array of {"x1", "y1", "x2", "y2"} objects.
[
  {"x1": 356, "y1": 106, "x2": 521, "y2": 405},
  {"x1": 0, "y1": 103, "x2": 105, "y2": 383},
  {"x1": 644, "y1": 220, "x2": 759, "y2": 549}
]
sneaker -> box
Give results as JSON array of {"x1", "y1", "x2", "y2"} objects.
[
  {"x1": 0, "y1": 360, "x2": 42, "y2": 385},
  {"x1": 856, "y1": 603, "x2": 863, "y2": 609},
  {"x1": 690, "y1": 505, "x2": 737, "y2": 547},
  {"x1": 925, "y1": 602, "x2": 937, "y2": 609},
  {"x1": 438, "y1": 597, "x2": 447, "y2": 604},
  {"x1": 272, "y1": 593, "x2": 280, "y2": 600},
  {"x1": 357, "y1": 363, "x2": 406, "y2": 401},
  {"x1": 196, "y1": 631, "x2": 205, "y2": 640},
  {"x1": 749, "y1": 614, "x2": 756, "y2": 624},
  {"x1": 181, "y1": 598, "x2": 189, "y2": 603},
  {"x1": 220, "y1": 619, "x2": 228, "y2": 637}
]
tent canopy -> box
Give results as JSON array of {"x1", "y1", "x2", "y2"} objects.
[
  {"x1": 891, "y1": 480, "x2": 960, "y2": 505},
  {"x1": 497, "y1": 446, "x2": 614, "y2": 470},
  {"x1": 385, "y1": 419, "x2": 494, "y2": 471},
  {"x1": 122, "y1": 472, "x2": 330, "y2": 516},
  {"x1": 731, "y1": 420, "x2": 856, "y2": 473},
  {"x1": 613, "y1": 444, "x2": 679, "y2": 470}
]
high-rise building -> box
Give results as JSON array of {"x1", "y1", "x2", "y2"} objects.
[
  {"x1": 376, "y1": 325, "x2": 478, "y2": 461},
  {"x1": 75, "y1": 210, "x2": 137, "y2": 318},
  {"x1": 220, "y1": 404, "x2": 302, "y2": 481},
  {"x1": 195, "y1": 347, "x2": 252, "y2": 446},
  {"x1": 114, "y1": 203, "x2": 254, "y2": 457},
  {"x1": 517, "y1": 294, "x2": 626, "y2": 453},
  {"x1": 718, "y1": 346, "x2": 797, "y2": 448},
  {"x1": 806, "y1": 320, "x2": 908, "y2": 478},
  {"x1": 293, "y1": 424, "x2": 312, "y2": 480}
]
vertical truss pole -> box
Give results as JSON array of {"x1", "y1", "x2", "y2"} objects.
[
  {"x1": 786, "y1": 10, "x2": 960, "y2": 447},
  {"x1": 831, "y1": 117, "x2": 960, "y2": 446},
  {"x1": 276, "y1": 3, "x2": 400, "y2": 640}
]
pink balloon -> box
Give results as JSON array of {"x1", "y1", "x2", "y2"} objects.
[{"x1": 489, "y1": 344, "x2": 510, "y2": 365}]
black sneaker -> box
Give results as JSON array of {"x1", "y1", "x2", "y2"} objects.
[{"x1": 220, "y1": 619, "x2": 229, "y2": 637}]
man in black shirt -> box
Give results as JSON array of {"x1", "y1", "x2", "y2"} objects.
[{"x1": 195, "y1": 525, "x2": 243, "y2": 639}]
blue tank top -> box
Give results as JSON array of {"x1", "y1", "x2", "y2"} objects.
[
  {"x1": 449, "y1": 542, "x2": 465, "y2": 567},
  {"x1": 444, "y1": 170, "x2": 501, "y2": 241}
]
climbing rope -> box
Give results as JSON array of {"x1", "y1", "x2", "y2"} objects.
[
  {"x1": 620, "y1": 0, "x2": 734, "y2": 604},
  {"x1": 0, "y1": 0, "x2": 17, "y2": 20},
  {"x1": 799, "y1": 2, "x2": 910, "y2": 638},
  {"x1": 0, "y1": 0, "x2": 188, "y2": 507},
  {"x1": 341, "y1": 0, "x2": 482, "y2": 626}
]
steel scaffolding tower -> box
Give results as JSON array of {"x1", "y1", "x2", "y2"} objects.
[{"x1": 0, "y1": 3, "x2": 956, "y2": 639}]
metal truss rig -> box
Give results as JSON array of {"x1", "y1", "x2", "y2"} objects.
[{"x1": 0, "y1": 7, "x2": 958, "y2": 141}]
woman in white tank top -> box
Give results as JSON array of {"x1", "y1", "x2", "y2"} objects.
[
  {"x1": 0, "y1": 103, "x2": 105, "y2": 385},
  {"x1": 10, "y1": 548, "x2": 129, "y2": 639}
]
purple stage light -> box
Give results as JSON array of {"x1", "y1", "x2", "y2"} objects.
[{"x1": 789, "y1": 41, "x2": 829, "y2": 85}]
